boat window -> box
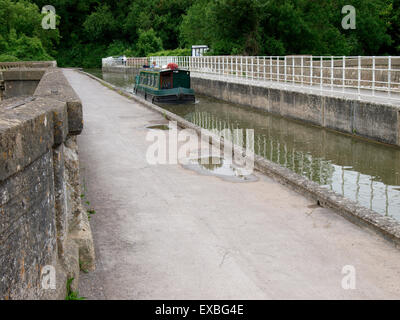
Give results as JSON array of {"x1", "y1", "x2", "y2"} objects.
[{"x1": 161, "y1": 73, "x2": 172, "y2": 89}]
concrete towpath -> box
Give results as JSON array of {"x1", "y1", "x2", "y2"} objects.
[{"x1": 63, "y1": 69, "x2": 400, "y2": 299}]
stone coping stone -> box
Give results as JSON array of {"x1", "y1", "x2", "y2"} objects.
[
  {"x1": 0, "y1": 61, "x2": 57, "y2": 70},
  {"x1": 34, "y1": 68, "x2": 83, "y2": 135},
  {"x1": 1, "y1": 67, "x2": 83, "y2": 182},
  {"x1": 0, "y1": 96, "x2": 67, "y2": 182},
  {"x1": 0, "y1": 69, "x2": 46, "y2": 81},
  {"x1": 80, "y1": 69, "x2": 400, "y2": 249}
]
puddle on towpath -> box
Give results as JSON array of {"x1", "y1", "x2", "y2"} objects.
[
  {"x1": 146, "y1": 124, "x2": 171, "y2": 130},
  {"x1": 182, "y1": 156, "x2": 258, "y2": 183}
]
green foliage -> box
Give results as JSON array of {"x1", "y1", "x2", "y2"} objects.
[
  {"x1": 57, "y1": 43, "x2": 107, "y2": 68},
  {"x1": 0, "y1": 54, "x2": 19, "y2": 62},
  {"x1": 65, "y1": 278, "x2": 85, "y2": 300},
  {"x1": 123, "y1": 0, "x2": 193, "y2": 49},
  {"x1": 135, "y1": 29, "x2": 163, "y2": 57},
  {"x1": 388, "y1": 1, "x2": 400, "y2": 53},
  {"x1": 79, "y1": 260, "x2": 89, "y2": 274},
  {"x1": 5, "y1": 29, "x2": 53, "y2": 61},
  {"x1": 2, "y1": 0, "x2": 398, "y2": 67},
  {"x1": 180, "y1": 0, "x2": 395, "y2": 56},
  {"x1": 180, "y1": 0, "x2": 212, "y2": 48},
  {"x1": 148, "y1": 48, "x2": 191, "y2": 57},
  {"x1": 0, "y1": 0, "x2": 59, "y2": 61},
  {"x1": 83, "y1": 4, "x2": 117, "y2": 41}
]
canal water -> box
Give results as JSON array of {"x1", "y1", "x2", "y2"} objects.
[{"x1": 86, "y1": 69, "x2": 400, "y2": 220}]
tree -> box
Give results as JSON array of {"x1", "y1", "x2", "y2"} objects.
[
  {"x1": 0, "y1": 0, "x2": 59, "y2": 61},
  {"x1": 83, "y1": 5, "x2": 117, "y2": 41},
  {"x1": 10, "y1": 0, "x2": 397, "y2": 67},
  {"x1": 135, "y1": 28, "x2": 163, "y2": 57}
]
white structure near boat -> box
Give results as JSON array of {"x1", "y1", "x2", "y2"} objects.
[{"x1": 192, "y1": 45, "x2": 209, "y2": 57}]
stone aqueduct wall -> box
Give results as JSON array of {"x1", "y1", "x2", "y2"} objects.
[
  {"x1": 0, "y1": 63, "x2": 94, "y2": 299},
  {"x1": 191, "y1": 77, "x2": 400, "y2": 147}
]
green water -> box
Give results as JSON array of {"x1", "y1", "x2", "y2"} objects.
[
  {"x1": 86, "y1": 69, "x2": 400, "y2": 220},
  {"x1": 84, "y1": 68, "x2": 136, "y2": 92}
]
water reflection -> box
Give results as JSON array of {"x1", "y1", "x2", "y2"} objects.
[
  {"x1": 184, "y1": 157, "x2": 258, "y2": 182},
  {"x1": 162, "y1": 96, "x2": 400, "y2": 219},
  {"x1": 87, "y1": 69, "x2": 400, "y2": 220},
  {"x1": 84, "y1": 69, "x2": 136, "y2": 92}
]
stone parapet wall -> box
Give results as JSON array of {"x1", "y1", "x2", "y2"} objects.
[
  {"x1": 0, "y1": 61, "x2": 57, "y2": 70},
  {"x1": 0, "y1": 65, "x2": 94, "y2": 300}
]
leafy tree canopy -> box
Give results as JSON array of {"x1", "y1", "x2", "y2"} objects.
[
  {"x1": 1, "y1": 0, "x2": 398, "y2": 67},
  {"x1": 0, "y1": 0, "x2": 59, "y2": 61}
]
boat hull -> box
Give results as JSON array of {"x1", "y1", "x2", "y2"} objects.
[{"x1": 135, "y1": 86, "x2": 195, "y2": 104}]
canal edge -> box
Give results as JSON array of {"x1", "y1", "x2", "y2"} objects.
[{"x1": 77, "y1": 68, "x2": 400, "y2": 250}]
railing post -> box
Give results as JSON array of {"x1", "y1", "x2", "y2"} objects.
[
  {"x1": 320, "y1": 56, "x2": 323, "y2": 90},
  {"x1": 240, "y1": 56, "x2": 243, "y2": 79},
  {"x1": 342, "y1": 56, "x2": 345, "y2": 93},
  {"x1": 310, "y1": 56, "x2": 313, "y2": 86},
  {"x1": 246, "y1": 56, "x2": 248, "y2": 81},
  {"x1": 292, "y1": 56, "x2": 295, "y2": 84},
  {"x1": 301, "y1": 56, "x2": 304, "y2": 87},
  {"x1": 331, "y1": 56, "x2": 334, "y2": 92},
  {"x1": 264, "y1": 57, "x2": 266, "y2": 81},
  {"x1": 372, "y1": 56, "x2": 375, "y2": 96},
  {"x1": 358, "y1": 55, "x2": 361, "y2": 100},
  {"x1": 270, "y1": 56, "x2": 272, "y2": 81},
  {"x1": 257, "y1": 57, "x2": 259, "y2": 80},
  {"x1": 284, "y1": 56, "x2": 287, "y2": 86},
  {"x1": 251, "y1": 56, "x2": 254, "y2": 80},
  {"x1": 236, "y1": 56, "x2": 238, "y2": 78},
  {"x1": 388, "y1": 56, "x2": 392, "y2": 97},
  {"x1": 277, "y1": 57, "x2": 280, "y2": 83}
]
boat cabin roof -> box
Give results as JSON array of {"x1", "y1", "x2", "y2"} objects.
[{"x1": 140, "y1": 68, "x2": 189, "y2": 74}]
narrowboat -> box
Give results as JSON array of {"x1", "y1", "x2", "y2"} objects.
[{"x1": 134, "y1": 66, "x2": 195, "y2": 103}]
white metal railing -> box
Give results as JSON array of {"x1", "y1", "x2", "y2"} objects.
[
  {"x1": 102, "y1": 56, "x2": 148, "y2": 68},
  {"x1": 103, "y1": 55, "x2": 400, "y2": 102},
  {"x1": 146, "y1": 55, "x2": 400, "y2": 102}
]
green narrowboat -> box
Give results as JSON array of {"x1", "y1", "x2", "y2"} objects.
[{"x1": 134, "y1": 68, "x2": 195, "y2": 103}]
